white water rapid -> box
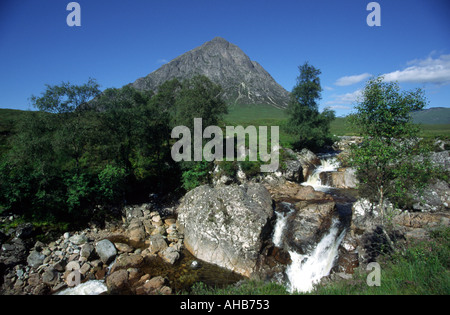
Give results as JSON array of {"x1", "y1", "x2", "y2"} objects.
[
  {"x1": 285, "y1": 219, "x2": 346, "y2": 293},
  {"x1": 272, "y1": 203, "x2": 295, "y2": 247},
  {"x1": 276, "y1": 153, "x2": 348, "y2": 293},
  {"x1": 301, "y1": 155, "x2": 340, "y2": 192}
]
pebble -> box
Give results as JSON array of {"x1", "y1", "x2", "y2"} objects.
[{"x1": 1, "y1": 202, "x2": 184, "y2": 295}]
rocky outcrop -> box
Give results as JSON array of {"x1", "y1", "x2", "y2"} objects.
[
  {"x1": 411, "y1": 179, "x2": 450, "y2": 212},
  {"x1": 131, "y1": 37, "x2": 290, "y2": 107},
  {"x1": 287, "y1": 201, "x2": 337, "y2": 254},
  {"x1": 177, "y1": 183, "x2": 274, "y2": 277},
  {"x1": 319, "y1": 167, "x2": 358, "y2": 189},
  {"x1": 265, "y1": 181, "x2": 332, "y2": 202}
]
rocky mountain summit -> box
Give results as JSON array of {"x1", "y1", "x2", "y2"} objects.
[{"x1": 131, "y1": 37, "x2": 290, "y2": 107}]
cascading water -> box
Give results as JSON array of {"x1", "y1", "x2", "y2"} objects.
[
  {"x1": 272, "y1": 202, "x2": 295, "y2": 247},
  {"x1": 274, "y1": 153, "x2": 349, "y2": 293},
  {"x1": 302, "y1": 154, "x2": 340, "y2": 191},
  {"x1": 285, "y1": 219, "x2": 346, "y2": 293}
]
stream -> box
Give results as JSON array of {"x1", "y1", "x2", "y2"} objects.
[
  {"x1": 273, "y1": 152, "x2": 356, "y2": 293},
  {"x1": 58, "y1": 152, "x2": 356, "y2": 295}
]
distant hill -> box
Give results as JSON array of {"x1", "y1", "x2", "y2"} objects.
[
  {"x1": 130, "y1": 37, "x2": 290, "y2": 108},
  {"x1": 411, "y1": 107, "x2": 450, "y2": 125}
]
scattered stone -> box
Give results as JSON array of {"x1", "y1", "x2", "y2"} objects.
[
  {"x1": 79, "y1": 262, "x2": 91, "y2": 276},
  {"x1": 42, "y1": 268, "x2": 58, "y2": 286},
  {"x1": 114, "y1": 242, "x2": 134, "y2": 253},
  {"x1": 111, "y1": 254, "x2": 143, "y2": 273},
  {"x1": 95, "y1": 239, "x2": 117, "y2": 265},
  {"x1": 106, "y1": 269, "x2": 129, "y2": 293},
  {"x1": 26, "y1": 250, "x2": 46, "y2": 269},
  {"x1": 159, "y1": 246, "x2": 180, "y2": 265},
  {"x1": 69, "y1": 234, "x2": 88, "y2": 245},
  {"x1": 80, "y1": 243, "x2": 95, "y2": 259},
  {"x1": 148, "y1": 234, "x2": 168, "y2": 254}
]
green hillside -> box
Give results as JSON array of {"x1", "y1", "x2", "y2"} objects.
[
  {"x1": 411, "y1": 107, "x2": 450, "y2": 125},
  {"x1": 224, "y1": 105, "x2": 450, "y2": 138}
]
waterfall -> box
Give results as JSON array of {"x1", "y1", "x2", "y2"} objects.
[
  {"x1": 273, "y1": 153, "x2": 348, "y2": 293},
  {"x1": 302, "y1": 155, "x2": 340, "y2": 191},
  {"x1": 285, "y1": 219, "x2": 346, "y2": 293},
  {"x1": 272, "y1": 202, "x2": 295, "y2": 247}
]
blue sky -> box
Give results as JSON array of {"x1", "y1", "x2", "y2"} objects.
[{"x1": 1, "y1": 0, "x2": 449, "y2": 116}]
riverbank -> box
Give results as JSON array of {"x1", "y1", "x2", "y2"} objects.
[{"x1": 1, "y1": 137, "x2": 449, "y2": 295}]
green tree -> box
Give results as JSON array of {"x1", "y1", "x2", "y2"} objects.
[
  {"x1": 286, "y1": 62, "x2": 335, "y2": 151},
  {"x1": 1, "y1": 79, "x2": 101, "y2": 221},
  {"x1": 349, "y1": 76, "x2": 432, "y2": 221},
  {"x1": 29, "y1": 78, "x2": 101, "y2": 173},
  {"x1": 175, "y1": 75, "x2": 228, "y2": 129}
]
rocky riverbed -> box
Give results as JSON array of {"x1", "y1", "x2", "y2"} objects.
[{"x1": 1, "y1": 136, "x2": 449, "y2": 295}]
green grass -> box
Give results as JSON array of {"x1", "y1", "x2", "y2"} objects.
[
  {"x1": 223, "y1": 105, "x2": 450, "y2": 148},
  {"x1": 329, "y1": 117, "x2": 450, "y2": 138},
  {"x1": 187, "y1": 280, "x2": 290, "y2": 295},
  {"x1": 222, "y1": 104, "x2": 296, "y2": 147},
  {"x1": 224, "y1": 103, "x2": 288, "y2": 125}
]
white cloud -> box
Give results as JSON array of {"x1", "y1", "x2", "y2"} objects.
[
  {"x1": 327, "y1": 105, "x2": 352, "y2": 110},
  {"x1": 334, "y1": 73, "x2": 372, "y2": 86},
  {"x1": 325, "y1": 89, "x2": 363, "y2": 106},
  {"x1": 383, "y1": 54, "x2": 450, "y2": 85},
  {"x1": 156, "y1": 58, "x2": 169, "y2": 64},
  {"x1": 326, "y1": 105, "x2": 351, "y2": 110}
]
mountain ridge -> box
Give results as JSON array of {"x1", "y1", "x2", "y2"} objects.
[{"x1": 130, "y1": 37, "x2": 291, "y2": 108}]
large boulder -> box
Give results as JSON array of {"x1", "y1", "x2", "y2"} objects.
[
  {"x1": 286, "y1": 200, "x2": 337, "y2": 254},
  {"x1": 265, "y1": 181, "x2": 332, "y2": 202},
  {"x1": 95, "y1": 239, "x2": 117, "y2": 265},
  {"x1": 286, "y1": 148, "x2": 321, "y2": 181},
  {"x1": 319, "y1": 168, "x2": 358, "y2": 189},
  {"x1": 177, "y1": 183, "x2": 274, "y2": 277}
]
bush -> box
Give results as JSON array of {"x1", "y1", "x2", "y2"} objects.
[
  {"x1": 181, "y1": 160, "x2": 213, "y2": 191},
  {"x1": 97, "y1": 164, "x2": 127, "y2": 203}
]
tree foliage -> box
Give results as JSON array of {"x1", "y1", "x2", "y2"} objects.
[
  {"x1": 0, "y1": 76, "x2": 228, "y2": 226},
  {"x1": 286, "y1": 62, "x2": 335, "y2": 151},
  {"x1": 349, "y1": 76, "x2": 433, "y2": 219}
]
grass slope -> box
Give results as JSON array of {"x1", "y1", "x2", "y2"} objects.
[
  {"x1": 411, "y1": 107, "x2": 450, "y2": 125},
  {"x1": 224, "y1": 105, "x2": 450, "y2": 139}
]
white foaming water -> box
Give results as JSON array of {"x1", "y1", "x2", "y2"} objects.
[
  {"x1": 55, "y1": 280, "x2": 107, "y2": 295},
  {"x1": 272, "y1": 203, "x2": 294, "y2": 247},
  {"x1": 302, "y1": 156, "x2": 340, "y2": 191},
  {"x1": 286, "y1": 219, "x2": 346, "y2": 293}
]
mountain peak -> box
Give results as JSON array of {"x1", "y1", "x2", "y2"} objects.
[
  {"x1": 210, "y1": 36, "x2": 229, "y2": 43},
  {"x1": 131, "y1": 38, "x2": 290, "y2": 107}
]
